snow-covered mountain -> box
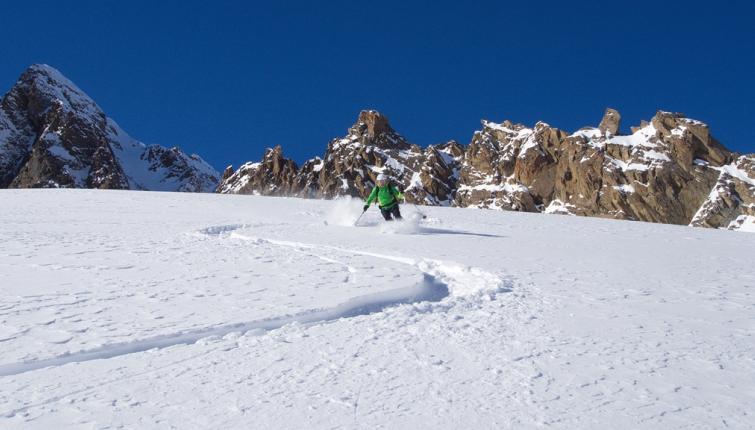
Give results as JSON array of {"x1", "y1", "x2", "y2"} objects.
[
  {"x1": 0, "y1": 64, "x2": 219, "y2": 191},
  {"x1": 1, "y1": 189, "x2": 753, "y2": 428},
  {"x1": 219, "y1": 109, "x2": 755, "y2": 231}
]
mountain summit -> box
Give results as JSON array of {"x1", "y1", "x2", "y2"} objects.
[{"x1": 0, "y1": 64, "x2": 219, "y2": 191}]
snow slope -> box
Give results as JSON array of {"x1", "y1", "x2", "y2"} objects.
[{"x1": 0, "y1": 190, "x2": 753, "y2": 429}]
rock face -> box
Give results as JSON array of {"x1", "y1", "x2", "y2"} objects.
[
  {"x1": 219, "y1": 109, "x2": 755, "y2": 231},
  {"x1": 0, "y1": 64, "x2": 219, "y2": 191}
]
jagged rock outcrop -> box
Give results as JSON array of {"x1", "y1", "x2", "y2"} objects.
[
  {"x1": 218, "y1": 108, "x2": 755, "y2": 231},
  {"x1": 220, "y1": 110, "x2": 462, "y2": 205},
  {"x1": 453, "y1": 110, "x2": 750, "y2": 228},
  {"x1": 216, "y1": 145, "x2": 299, "y2": 195},
  {"x1": 454, "y1": 120, "x2": 578, "y2": 212},
  {"x1": 598, "y1": 108, "x2": 621, "y2": 135},
  {"x1": 0, "y1": 64, "x2": 219, "y2": 191}
]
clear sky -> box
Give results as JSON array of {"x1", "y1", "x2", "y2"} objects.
[{"x1": 1, "y1": 1, "x2": 754, "y2": 170}]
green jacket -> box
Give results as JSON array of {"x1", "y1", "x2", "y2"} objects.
[{"x1": 366, "y1": 184, "x2": 404, "y2": 209}]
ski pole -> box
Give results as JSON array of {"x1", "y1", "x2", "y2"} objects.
[{"x1": 354, "y1": 207, "x2": 367, "y2": 226}]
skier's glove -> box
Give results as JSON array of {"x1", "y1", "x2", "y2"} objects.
[{"x1": 363, "y1": 204, "x2": 369, "y2": 211}]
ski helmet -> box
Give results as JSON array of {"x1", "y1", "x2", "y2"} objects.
[{"x1": 376, "y1": 173, "x2": 387, "y2": 185}]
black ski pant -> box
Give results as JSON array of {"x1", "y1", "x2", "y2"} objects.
[{"x1": 380, "y1": 204, "x2": 402, "y2": 221}]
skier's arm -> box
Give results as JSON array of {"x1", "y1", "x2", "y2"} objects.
[{"x1": 365, "y1": 187, "x2": 378, "y2": 205}]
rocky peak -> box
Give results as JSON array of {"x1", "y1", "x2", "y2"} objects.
[
  {"x1": 0, "y1": 64, "x2": 219, "y2": 191},
  {"x1": 435, "y1": 140, "x2": 465, "y2": 159},
  {"x1": 340, "y1": 110, "x2": 411, "y2": 150},
  {"x1": 481, "y1": 119, "x2": 527, "y2": 132},
  {"x1": 263, "y1": 144, "x2": 283, "y2": 159},
  {"x1": 216, "y1": 146, "x2": 298, "y2": 195},
  {"x1": 12, "y1": 64, "x2": 104, "y2": 131},
  {"x1": 651, "y1": 111, "x2": 713, "y2": 145},
  {"x1": 262, "y1": 145, "x2": 297, "y2": 175},
  {"x1": 598, "y1": 108, "x2": 621, "y2": 135},
  {"x1": 349, "y1": 110, "x2": 394, "y2": 139},
  {"x1": 1, "y1": 64, "x2": 127, "y2": 189},
  {"x1": 649, "y1": 111, "x2": 731, "y2": 168},
  {"x1": 651, "y1": 110, "x2": 689, "y2": 131}
]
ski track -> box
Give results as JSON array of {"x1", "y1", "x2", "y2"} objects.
[{"x1": 0, "y1": 224, "x2": 508, "y2": 378}]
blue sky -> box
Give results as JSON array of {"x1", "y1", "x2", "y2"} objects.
[{"x1": 1, "y1": 1, "x2": 754, "y2": 170}]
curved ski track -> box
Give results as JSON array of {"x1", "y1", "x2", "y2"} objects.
[{"x1": 0, "y1": 224, "x2": 508, "y2": 378}]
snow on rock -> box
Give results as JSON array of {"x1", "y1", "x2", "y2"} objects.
[
  {"x1": 612, "y1": 183, "x2": 635, "y2": 194},
  {"x1": 727, "y1": 214, "x2": 755, "y2": 232},
  {"x1": 690, "y1": 155, "x2": 755, "y2": 229},
  {"x1": 0, "y1": 189, "x2": 752, "y2": 428},
  {"x1": 544, "y1": 198, "x2": 577, "y2": 215},
  {"x1": 107, "y1": 119, "x2": 218, "y2": 192}
]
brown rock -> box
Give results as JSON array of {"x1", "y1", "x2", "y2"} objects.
[
  {"x1": 598, "y1": 108, "x2": 621, "y2": 135},
  {"x1": 220, "y1": 165, "x2": 234, "y2": 183}
]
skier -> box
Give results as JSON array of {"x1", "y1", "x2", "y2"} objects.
[{"x1": 363, "y1": 173, "x2": 404, "y2": 221}]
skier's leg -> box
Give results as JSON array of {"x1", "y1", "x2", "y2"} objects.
[
  {"x1": 392, "y1": 205, "x2": 402, "y2": 220},
  {"x1": 380, "y1": 207, "x2": 393, "y2": 221}
]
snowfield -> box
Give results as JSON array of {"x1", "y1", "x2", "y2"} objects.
[{"x1": 0, "y1": 190, "x2": 753, "y2": 429}]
